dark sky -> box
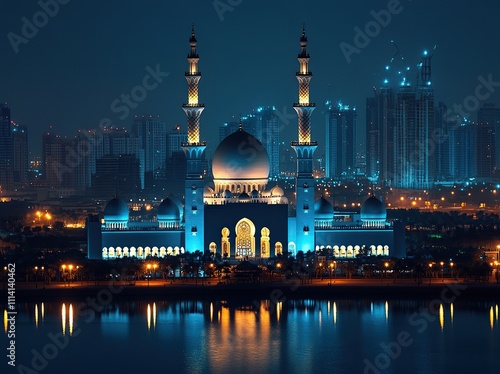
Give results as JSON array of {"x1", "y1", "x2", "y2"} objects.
[{"x1": 2, "y1": 0, "x2": 500, "y2": 156}]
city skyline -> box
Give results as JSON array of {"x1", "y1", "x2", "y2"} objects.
[{"x1": 2, "y1": 0, "x2": 500, "y2": 156}]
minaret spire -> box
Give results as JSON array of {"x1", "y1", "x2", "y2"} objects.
[
  {"x1": 294, "y1": 25, "x2": 315, "y2": 143},
  {"x1": 181, "y1": 26, "x2": 206, "y2": 253},
  {"x1": 292, "y1": 26, "x2": 317, "y2": 253},
  {"x1": 183, "y1": 25, "x2": 204, "y2": 144}
]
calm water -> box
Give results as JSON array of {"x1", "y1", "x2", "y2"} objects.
[{"x1": 3, "y1": 298, "x2": 500, "y2": 374}]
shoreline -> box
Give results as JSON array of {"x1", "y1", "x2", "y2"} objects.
[{"x1": 2, "y1": 280, "x2": 500, "y2": 302}]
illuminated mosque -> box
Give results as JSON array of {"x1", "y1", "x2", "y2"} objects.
[{"x1": 86, "y1": 28, "x2": 405, "y2": 261}]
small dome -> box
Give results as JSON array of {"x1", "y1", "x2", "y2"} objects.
[
  {"x1": 222, "y1": 189, "x2": 232, "y2": 198},
  {"x1": 212, "y1": 130, "x2": 270, "y2": 181},
  {"x1": 360, "y1": 195, "x2": 387, "y2": 221},
  {"x1": 270, "y1": 185, "x2": 284, "y2": 197},
  {"x1": 261, "y1": 189, "x2": 271, "y2": 197},
  {"x1": 157, "y1": 197, "x2": 180, "y2": 221},
  {"x1": 204, "y1": 186, "x2": 214, "y2": 197},
  {"x1": 314, "y1": 197, "x2": 334, "y2": 219},
  {"x1": 251, "y1": 189, "x2": 259, "y2": 198},
  {"x1": 104, "y1": 198, "x2": 129, "y2": 222},
  {"x1": 239, "y1": 192, "x2": 250, "y2": 200}
]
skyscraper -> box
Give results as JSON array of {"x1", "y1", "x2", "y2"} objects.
[
  {"x1": 0, "y1": 103, "x2": 13, "y2": 191},
  {"x1": 325, "y1": 101, "x2": 357, "y2": 179},
  {"x1": 11, "y1": 123, "x2": 28, "y2": 185},
  {"x1": 393, "y1": 52, "x2": 435, "y2": 189},
  {"x1": 131, "y1": 116, "x2": 167, "y2": 181},
  {"x1": 255, "y1": 106, "x2": 280, "y2": 179},
  {"x1": 167, "y1": 125, "x2": 187, "y2": 159},
  {"x1": 475, "y1": 103, "x2": 500, "y2": 180},
  {"x1": 366, "y1": 87, "x2": 395, "y2": 184}
]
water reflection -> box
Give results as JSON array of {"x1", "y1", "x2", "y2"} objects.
[
  {"x1": 439, "y1": 304, "x2": 444, "y2": 331},
  {"x1": 4, "y1": 298, "x2": 499, "y2": 373},
  {"x1": 61, "y1": 303, "x2": 66, "y2": 335},
  {"x1": 490, "y1": 306, "x2": 494, "y2": 330},
  {"x1": 3, "y1": 309, "x2": 7, "y2": 333}
]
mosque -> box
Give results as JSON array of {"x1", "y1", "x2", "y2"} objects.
[{"x1": 86, "y1": 28, "x2": 405, "y2": 261}]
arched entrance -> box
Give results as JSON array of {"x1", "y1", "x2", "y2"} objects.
[
  {"x1": 235, "y1": 218, "x2": 255, "y2": 258},
  {"x1": 260, "y1": 227, "x2": 270, "y2": 258}
]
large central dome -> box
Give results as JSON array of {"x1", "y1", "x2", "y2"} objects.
[{"x1": 212, "y1": 129, "x2": 270, "y2": 181}]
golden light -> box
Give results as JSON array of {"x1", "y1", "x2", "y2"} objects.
[
  {"x1": 276, "y1": 263, "x2": 281, "y2": 269},
  {"x1": 400, "y1": 196, "x2": 405, "y2": 201},
  {"x1": 62, "y1": 303, "x2": 66, "y2": 336},
  {"x1": 319, "y1": 263, "x2": 323, "y2": 267},
  {"x1": 411, "y1": 201, "x2": 417, "y2": 206},
  {"x1": 450, "y1": 262, "x2": 454, "y2": 268},
  {"x1": 384, "y1": 262, "x2": 389, "y2": 268},
  {"x1": 429, "y1": 263, "x2": 433, "y2": 268},
  {"x1": 45, "y1": 213, "x2": 51, "y2": 220},
  {"x1": 440, "y1": 261, "x2": 444, "y2": 266},
  {"x1": 62, "y1": 265, "x2": 66, "y2": 270},
  {"x1": 68, "y1": 264, "x2": 73, "y2": 271},
  {"x1": 147, "y1": 264, "x2": 152, "y2": 270},
  {"x1": 36, "y1": 211, "x2": 41, "y2": 218},
  {"x1": 439, "y1": 304, "x2": 444, "y2": 331}
]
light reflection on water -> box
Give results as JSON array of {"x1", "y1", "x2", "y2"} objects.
[{"x1": 3, "y1": 299, "x2": 499, "y2": 374}]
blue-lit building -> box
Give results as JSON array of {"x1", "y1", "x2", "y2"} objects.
[{"x1": 86, "y1": 28, "x2": 405, "y2": 261}]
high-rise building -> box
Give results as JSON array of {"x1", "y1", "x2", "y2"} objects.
[
  {"x1": 132, "y1": 116, "x2": 167, "y2": 183},
  {"x1": 434, "y1": 102, "x2": 450, "y2": 181},
  {"x1": 449, "y1": 118, "x2": 474, "y2": 180},
  {"x1": 366, "y1": 87, "x2": 395, "y2": 184},
  {"x1": 325, "y1": 101, "x2": 357, "y2": 179},
  {"x1": 392, "y1": 52, "x2": 435, "y2": 189},
  {"x1": 92, "y1": 154, "x2": 141, "y2": 197},
  {"x1": 11, "y1": 123, "x2": 28, "y2": 185},
  {"x1": 0, "y1": 103, "x2": 14, "y2": 191},
  {"x1": 255, "y1": 106, "x2": 280, "y2": 179},
  {"x1": 219, "y1": 121, "x2": 239, "y2": 142},
  {"x1": 475, "y1": 103, "x2": 500, "y2": 180},
  {"x1": 167, "y1": 125, "x2": 187, "y2": 159}
]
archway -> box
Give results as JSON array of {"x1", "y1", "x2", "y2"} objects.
[
  {"x1": 221, "y1": 227, "x2": 230, "y2": 258},
  {"x1": 235, "y1": 218, "x2": 255, "y2": 258},
  {"x1": 260, "y1": 227, "x2": 270, "y2": 258},
  {"x1": 275, "y1": 242, "x2": 283, "y2": 256}
]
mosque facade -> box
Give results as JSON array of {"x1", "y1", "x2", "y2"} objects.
[{"x1": 86, "y1": 28, "x2": 405, "y2": 261}]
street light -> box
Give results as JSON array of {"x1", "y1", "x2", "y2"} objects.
[
  {"x1": 153, "y1": 264, "x2": 158, "y2": 280},
  {"x1": 34, "y1": 266, "x2": 38, "y2": 288},
  {"x1": 147, "y1": 264, "x2": 151, "y2": 286},
  {"x1": 62, "y1": 264, "x2": 67, "y2": 285},
  {"x1": 440, "y1": 261, "x2": 444, "y2": 282},
  {"x1": 329, "y1": 263, "x2": 334, "y2": 285},
  {"x1": 68, "y1": 264, "x2": 73, "y2": 286},
  {"x1": 450, "y1": 262, "x2": 454, "y2": 280}
]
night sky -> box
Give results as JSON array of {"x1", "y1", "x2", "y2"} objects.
[{"x1": 2, "y1": 0, "x2": 500, "y2": 156}]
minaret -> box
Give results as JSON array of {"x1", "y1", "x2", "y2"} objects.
[
  {"x1": 292, "y1": 26, "x2": 317, "y2": 252},
  {"x1": 181, "y1": 26, "x2": 206, "y2": 252}
]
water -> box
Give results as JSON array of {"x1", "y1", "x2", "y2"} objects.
[{"x1": 3, "y1": 298, "x2": 500, "y2": 374}]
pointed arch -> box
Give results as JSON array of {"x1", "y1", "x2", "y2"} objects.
[{"x1": 235, "y1": 218, "x2": 256, "y2": 258}]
